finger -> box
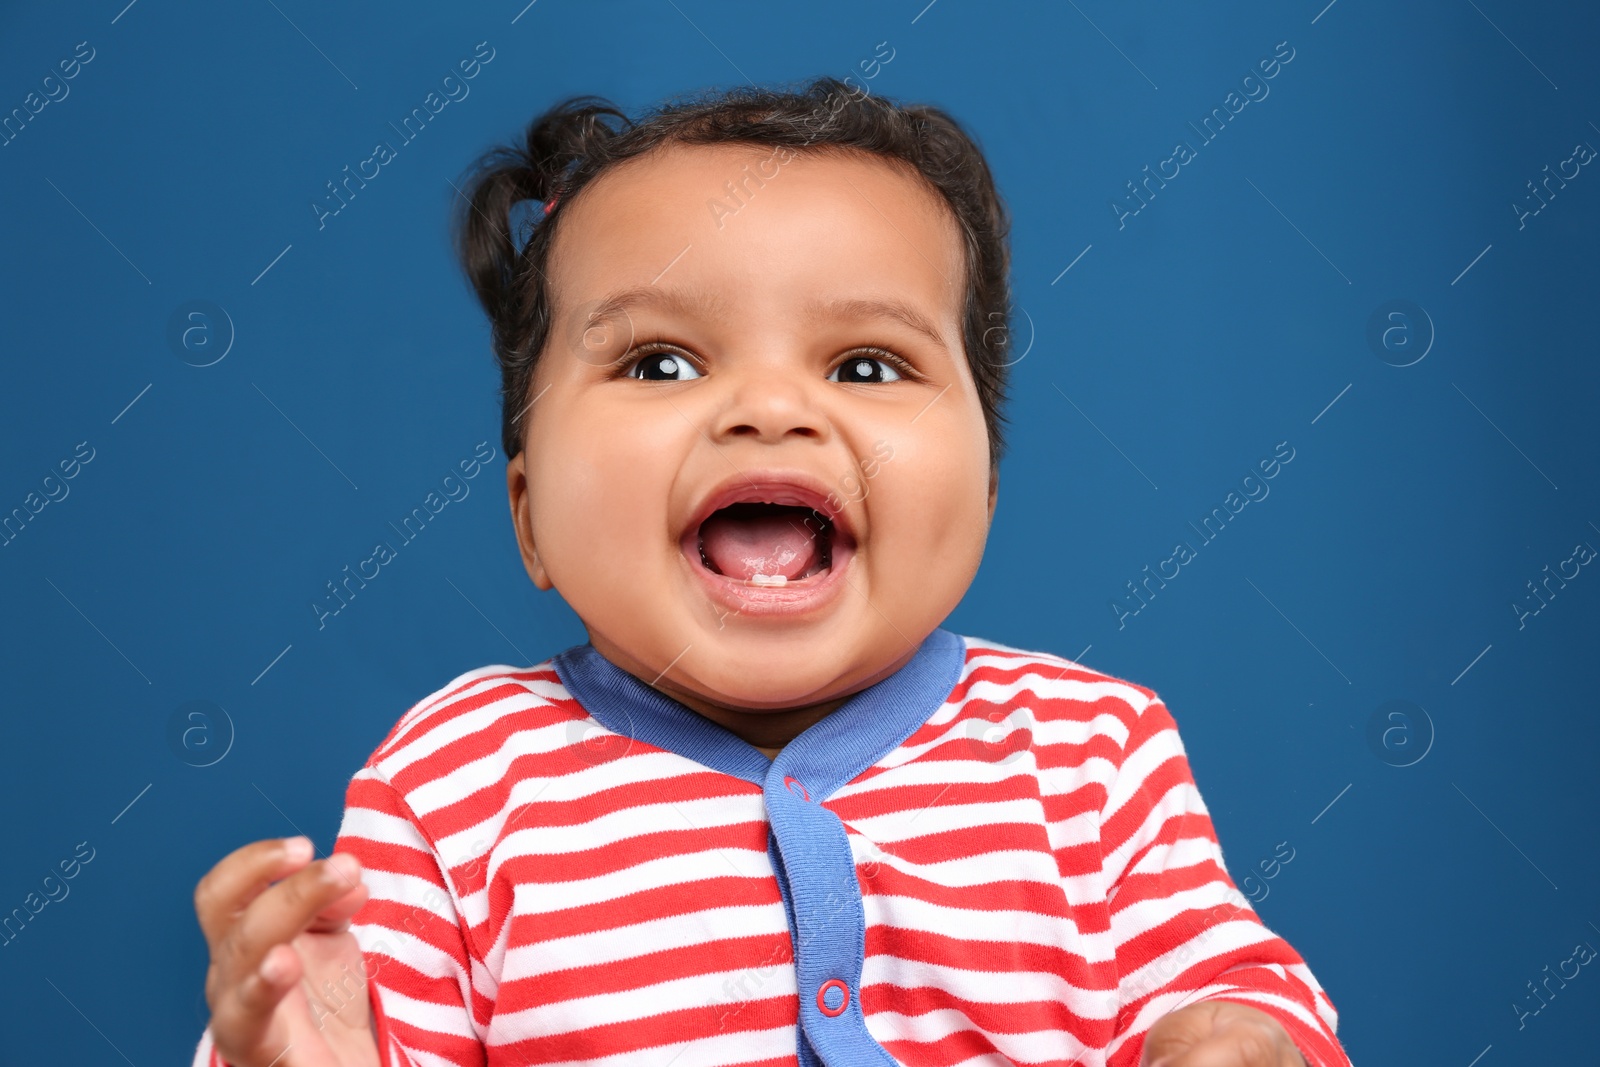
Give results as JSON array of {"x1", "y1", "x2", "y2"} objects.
[
  {"x1": 194, "y1": 837, "x2": 314, "y2": 951},
  {"x1": 305, "y1": 879, "x2": 370, "y2": 934},
  {"x1": 211, "y1": 942, "x2": 304, "y2": 1063},
  {"x1": 218, "y1": 853, "x2": 363, "y2": 988}
]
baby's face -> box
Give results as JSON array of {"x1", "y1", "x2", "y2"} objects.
[{"x1": 508, "y1": 143, "x2": 994, "y2": 712}]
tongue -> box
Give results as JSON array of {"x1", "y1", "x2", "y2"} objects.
[{"x1": 699, "y1": 505, "x2": 822, "y2": 581}]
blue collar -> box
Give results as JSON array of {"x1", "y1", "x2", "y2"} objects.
[
  {"x1": 550, "y1": 628, "x2": 966, "y2": 797},
  {"x1": 551, "y1": 628, "x2": 967, "y2": 1067}
]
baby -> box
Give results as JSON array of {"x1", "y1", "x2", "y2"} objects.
[{"x1": 190, "y1": 78, "x2": 1351, "y2": 1067}]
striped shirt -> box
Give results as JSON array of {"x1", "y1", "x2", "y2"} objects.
[{"x1": 193, "y1": 629, "x2": 1350, "y2": 1067}]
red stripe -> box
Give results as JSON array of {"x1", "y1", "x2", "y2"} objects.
[
  {"x1": 876, "y1": 1019, "x2": 1090, "y2": 1067},
  {"x1": 430, "y1": 768, "x2": 760, "y2": 874},
  {"x1": 865, "y1": 919, "x2": 1100, "y2": 980},
  {"x1": 382, "y1": 683, "x2": 569, "y2": 791},
  {"x1": 1100, "y1": 753, "x2": 1192, "y2": 861},
  {"x1": 488, "y1": 821, "x2": 770, "y2": 886},
  {"x1": 861, "y1": 980, "x2": 1100, "y2": 1045},
  {"x1": 854, "y1": 860, "x2": 1073, "y2": 921},
  {"x1": 494, "y1": 998, "x2": 799, "y2": 1062},
  {"x1": 496, "y1": 931, "x2": 794, "y2": 1009},
  {"x1": 950, "y1": 655, "x2": 1154, "y2": 705},
  {"x1": 508, "y1": 875, "x2": 783, "y2": 943},
  {"x1": 865, "y1": 819, "x2": 1053, "y2": 865},
  {"x1": 375, "y1": 670, "x2": 557, "y2": 762},
  {"x1": 356, "y1": 897, "x2": 472, "y2": 970},
  {"x1": 1110, "y1": 852, "x2": 1232, "y2": 921},
  {"x1": 827, "y1": 771, "x2": 1040, "y2": 823},
  {"x1": 385, "y1": 702, "x2": 586, "y2": 800}
]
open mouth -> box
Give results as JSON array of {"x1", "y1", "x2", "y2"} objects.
[
  {"x1": 695, "y1": 502, "x2": 833, "y2": 586},
  {"x1": 679, "y1": 476, "x2": 856, "y2": 612}
]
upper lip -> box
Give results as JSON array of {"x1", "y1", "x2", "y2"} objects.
[{"x1": 681, "y1": 469, "x2": 858, "y2": 547}]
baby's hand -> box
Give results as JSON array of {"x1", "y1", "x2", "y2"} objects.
[
  {"x1": 194, "y1": 836, "x2": 378, "y2": 1067},
  {"x1": 1139, "y1": 1001, "x2": 1308, "y2": 1067}
]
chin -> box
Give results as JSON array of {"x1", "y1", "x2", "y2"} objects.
[
  {"x1": 684, "y1": 641, "x2": 869, "y2": 710},
  {"x1": 693, "y1": 623, "x2": 919, "y2": 710}
]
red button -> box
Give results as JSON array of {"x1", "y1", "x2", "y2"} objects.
[
  {"x1": 783, "y1": 775, "x2": 810, "y2": 801},
  {"x1": 817, "y1": 979, "x2": 849, "y2": 1017}
]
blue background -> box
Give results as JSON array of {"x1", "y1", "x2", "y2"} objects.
[{"x1": 1, "y1": 0, "x2": 1596, "y2": 1063}]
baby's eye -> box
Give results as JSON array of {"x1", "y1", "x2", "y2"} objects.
[
  {"x1": 627, "y1": 351, "x2": 702, "y2": 381},
  {"x1": 829, "y1": 354, "x2": 903, "y2": 384}
]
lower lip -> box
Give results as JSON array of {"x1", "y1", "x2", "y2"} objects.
[{"x1": 681, "y1": 537, "x2": 855, "y2": 618}]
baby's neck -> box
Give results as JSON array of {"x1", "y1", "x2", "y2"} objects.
[
  {"x1": 654, "y1": 684, "x2": 849, "y2": 755},
  {"x1": 586, "y1": 634, "x2": 867, "y2": 755}
]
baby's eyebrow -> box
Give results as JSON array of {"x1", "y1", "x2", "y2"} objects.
[
  {"x1": 583, "y1": 284, "x2": 733, "y2": 330},
  {"x1": 582, "y1": 285, "x2": 949, "y2": 352},
  {"x1": 801, "y1": 295, "x2": 949, "y2": 352}
]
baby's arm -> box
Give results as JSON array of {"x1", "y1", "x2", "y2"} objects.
[
  {"x1": 191, "y1": 766, "x2": 486, "y2": 1067},
  {"x1": 325, "y1": 764, "x2": 489, "y2": 1065},
  {"x1": 1099, "y1": 697, "x2": 1351, "y2": 1067}
]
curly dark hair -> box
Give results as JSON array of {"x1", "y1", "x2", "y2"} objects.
[{"x1": 451, "y1": 76, "x2": 1013, "y2": 467}]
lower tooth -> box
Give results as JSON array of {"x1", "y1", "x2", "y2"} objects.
[{"x1": 750, "y1": 573, "x2": 787, "y2": 587}]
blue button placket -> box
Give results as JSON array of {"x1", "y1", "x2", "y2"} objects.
[
  {"x1": 764, "y1": 758, "x2": 890, "y2": 1065},
  {"x1": 553, "y1": 630, "x2": 967, "y2": 1067}
]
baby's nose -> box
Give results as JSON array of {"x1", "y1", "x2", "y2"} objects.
[{"x1": 711, "y1": 372, "x2": 828, "y2": 443}]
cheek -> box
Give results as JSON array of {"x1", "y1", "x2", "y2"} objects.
[
  {"x1": 526, "y1": 409, "x2": 679, "y2": 577},
  {"x1": 869, "y1": 421, "x2": 991, "y2": 572}
]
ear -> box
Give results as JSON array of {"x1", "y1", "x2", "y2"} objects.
[
  {"x1": 986, "y1": 463, "x2": 1000, "y2": 525},
  {"x1": 506, "y1": 451, "x2": 554, "y2": 591}
]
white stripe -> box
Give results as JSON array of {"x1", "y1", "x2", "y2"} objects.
[
  {"x1": 1124, "y1": 833, "x2": 1229, "y2": 881},
  {"x1": 832, "y1": 746, "x2": 1021, "y2": 795},
  {"x1": 404, "y1": 1045, "x2": 472, "y2": 1067},
  {"x1": 1113, "y1": 880, "x2": 1260, "y2": 953},
  {"x1": 861, "y1": 891, "x2": 1109, "y2": 959},
  {"x1": 860, "y1": 952, "x2": 1092, "y2": 1008},
  {"x1": 356, "y1": 921, "x2": 470, "y2": 987},
  {"x1": 1103, "y1": 754, "x2": 1200, "y2": 871},
  {"x1": 960, "y1": 645, "x2": 1157, "y2": 708},
  {"x1": 488, "y1": 846, "x2": 776, "y2": 916},
  {"x1": 340, "y1": 803, "x2": 435, "y2": 853},
  {"x1": 503, "y1": 902, "x2": 789, "y2": 978},
  {"x1": 430, "y1": 748, "x2": 743, "y2": 856},
  {"x1": 865, "y1": 1005, "x2": 1095, "y2": 1064},
  {"x1": 188, "y1": 1028, "x2": 214, "y2": 1067},
  {"x1": 354, "y1": 866, "x2": 458, "y2": 926},
  {"x1": 849, "y1": 834, "x2": 1066, "y2": 889},
  {"x1": 492, "y1": 791, "x2": 765, "y2": 858},
  {"x1": 1288, "y1": 959, "x2": 1342, "y2": 1028},
  {"x1": 864, "y1": 700, "x2": 1133, "y2": 780},
  {"x1": 371, "y1": 981, "x2": 484, "y2": 1040},
  {"x1": 965, "y1": 671, "x2": 1155, "y2": 715},
  {"x1": 385, "y1": 665, "x2": 549, "y2": 752},
  {"x1": 1119, "y1": 917, "x2": 1284, "y2": 1001},
  {"x1": 382, "y1": 687, "x2": 566, "y2": 787},
  {"x1": 846, "y1": 795, "x2": 1058, "y2": 842}
]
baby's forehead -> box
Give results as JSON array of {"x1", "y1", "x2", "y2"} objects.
[
  {"x1": 574, "y1": 140, "x2": 954, "y2": 234},
  {"x1": 549, "y1": 141, "x2": 967, "y2": 315}
]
